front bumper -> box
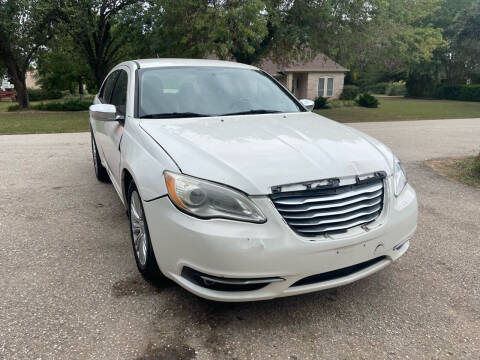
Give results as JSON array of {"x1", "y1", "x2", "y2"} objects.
[{"x1": 143, "y1": 182, "x2": 417, "y2": 302}]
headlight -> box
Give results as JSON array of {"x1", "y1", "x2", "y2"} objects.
[
  {"x1": 164, "y1": 171, "x2": 266, "y2": 223},
  {"x1": 393, "y1": 156, "x2": 407, "y2": 196}
]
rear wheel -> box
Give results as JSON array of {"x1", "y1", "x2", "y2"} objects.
[
  {"x1": 128, "y1": 182, "x2": 164, "y2": 281},
  {"x1": 91, "y1": 133, "x2": 110, "y2": 183}
]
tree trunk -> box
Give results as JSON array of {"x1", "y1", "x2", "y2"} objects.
[
  {"x1": 1, "y1": 57, "x2": 30, "y2": 109},
  {"x1": 78, "y1": 77, "x2": 84, "y2": 96},
  {"x1": 16, "y1": 81, "x2": 29, "y2": 110},
  {"x1": 94, "y1": 63, "x2": 108, "y2": 89},
  {"x1": 11, "y1": 75, "x2": 29, "y2": 110}
]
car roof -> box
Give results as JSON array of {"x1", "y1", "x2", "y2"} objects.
[{"x1": 128, "y1": 58, "x2": 258, "y2": 70}]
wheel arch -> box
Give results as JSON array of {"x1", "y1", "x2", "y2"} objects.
[
  {"x1": 121, "y1": 167, "x2": 135, "y2": 206},
  {"x1": 119, "y1": 125, "x2": 179, "y2": 204}
]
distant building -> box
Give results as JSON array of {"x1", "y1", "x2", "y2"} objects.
[
  {"x1": 259, "y1": 53, "x2": 348, "y2": 100},
  {"x1": 26, "y1": 70, "x2": 40, "y2": 89},
  {"x1": 1, "y1": 76, "x2": 14, "y2": 91},
  {"x1": 1, "y1": 70, "x2": 40, "y2": 91}
]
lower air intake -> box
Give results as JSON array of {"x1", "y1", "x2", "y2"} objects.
[
  {"x1": 291, "y1": 256, "x2": 387, "y2": 287},
  {"x1": 181, "y1": 267, "x2": 284, "y2": 292}
]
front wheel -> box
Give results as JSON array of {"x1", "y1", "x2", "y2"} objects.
[{"x1": 128, "y1": 182, "x2": 164, "y2": 281}]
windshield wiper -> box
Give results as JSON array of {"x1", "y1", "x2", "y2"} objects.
[
  {"x1": 140, "y1": 112, "x2": 211, "y2": 119},
  {"x1": 220, "y1": 109, "x2": 282, "y2": 116}
]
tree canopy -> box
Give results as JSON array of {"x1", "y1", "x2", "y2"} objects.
[
  {"x1": 0, "y1": 0, "x2": 58, "y2": 108},
  {"x1": 1, "y1": 0, "x2": 478, "y2": 108}
]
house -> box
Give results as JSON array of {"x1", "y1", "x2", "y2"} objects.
[
  {"x1": 1, "y1": 76, "x2": 14, "y2": 91},
  {"x1": 26, "y1": 70, "x2": 40, "y2": 89},
  {"x1": 1, "y1": 70, "x2": 40, "y2": 91},
  {"x1": 259, "y1": 53, "x2": 348, "y2": 100}
]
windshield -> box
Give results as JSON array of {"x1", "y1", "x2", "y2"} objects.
[{"x1": 137, "y1": 66, "x2": 303, "y2": 118}]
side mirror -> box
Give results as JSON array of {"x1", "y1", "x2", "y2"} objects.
[
  {"x1": 89, "y1": 104, "x2": 117, "y2": 122},
  {"x1": 299, "y1": 99, "x2": 315, "y2": 111}
]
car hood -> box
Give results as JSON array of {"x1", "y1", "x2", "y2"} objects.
[{"x1": 140, "y1": 112, "x2": 393, "y2": 195}]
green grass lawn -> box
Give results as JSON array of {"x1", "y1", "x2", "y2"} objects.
[
  {"x1": 0, "y1": 97, "x2": 91, "y2": 135},
  {"x1": 427, "y1": 156, "x2": 480, "y2": 189},
  {"x1": 316, "y1": 97, "x2": 480, "y2": 123},
  {"x1": 0, "y1": 101, "x2": 15, "y2": 111},
  {"x1": 0, "y1": 110, "x2": 89, "y2": 135},
  {"x1": 1, "y1": 97, "x2": 480, "y2": 135}
]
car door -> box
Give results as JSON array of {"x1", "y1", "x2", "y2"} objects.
[
  {"x1": 100, "y1": 67, "x2": 129, "y2": 189},
  {"x1": 93, "y1": 70, "x2": 119, "y2": 160}
]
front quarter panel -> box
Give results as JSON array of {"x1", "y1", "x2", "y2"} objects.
[{"x1": 121, "y1": 118, "x2": 180, "y2": 202}]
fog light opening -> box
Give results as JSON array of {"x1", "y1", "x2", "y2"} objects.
[{"x1": 181, "y1": 266, "x2": 284, "y2": 292}]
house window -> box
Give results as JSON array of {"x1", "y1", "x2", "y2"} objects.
[
  {"x1": 326, "y1": 78, "x2": 334, "y2": 97},
  {"x1": 317, "y1": 78, "x2": 325, "y2": 97},
  {"x1": 318, "y1": 77, "x2": 334, "y2": 97}
]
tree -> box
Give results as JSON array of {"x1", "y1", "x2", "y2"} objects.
[
  {"x1": 332, "y1": 0, "x2": 444, "y2": 88},
  {"x1": 142, "y1": 0, "x2": 445, "y2": 71},
  {"x1": 0, "y1": 1, "x2": 57, "y2": 109},
  {"x1": 448, "y1": 1, "x2": 480, "y2": 84},
  {"x1": 36, "y1": 35, "x2": 92, "y2": 95},
  {"x1": 134, "y1": 0, "x2": 217, "y2": 59},
  {"x1": 56, "y1": 0, "x2": 144, "y2": 88},
  {"x1": 401, "y1": 0, "x2": 479, "y2": 94}
]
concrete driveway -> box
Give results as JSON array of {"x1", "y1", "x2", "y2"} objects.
[{"x1": 1, "y1": 119, "x2": 479, "y2": 359}]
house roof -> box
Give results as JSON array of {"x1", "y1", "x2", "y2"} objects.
[{"x1": 259, "y1": 53, "x2": 348, "y2": 75}]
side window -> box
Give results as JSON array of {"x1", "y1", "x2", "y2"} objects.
[
  {"x1": 318, "y1": 78, "x2": 325, "y2": 97},
  {"x1": 318, "y1": 77, "x2": 334, "y2": 97},
  {"x1": 110, "y1": 70, "x2": 128, "y2": 115},
  {"x1": 326, "y1": 77, "x2": 334, "y2": 97},
  {"x1": 99, "y1": 71, "x2": 119, "y2": 103}
]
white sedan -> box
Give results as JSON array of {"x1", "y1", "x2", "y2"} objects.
[{"x1": 89, "y1": 59, "x2": 417, "y2": 302}]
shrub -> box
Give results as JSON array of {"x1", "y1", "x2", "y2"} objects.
[
  {"x1": 328, "y1": 100, "x2": 356, "y2": 108},
  {"x1": 27, "y1": 88, "x2": 63, "y2": 101},
  {"x1": 340, "y1": 85, "x2": 360, "y2": 100},
  {"x1": 314, "y1": 96, "x2": 329, "y2": 109},
  {"x1": 406, "y1": 73, "x2": 437, "y2": 98},
  {"x1": 7, "y1": 98, "x2": 91, "y2": 111},
  {"x1": 365, "y1": 82, "x2": 389, "y2": 94},
  {"x1": 356, "y1": 93, "x2": 379, "y2": 108},
  {"x1": 33, "y1": 99, "x2": 91, "y2": 111},
  {"x1": 436, "y1": 85, "x2": 480, "y2": 101},
  {"x1": 386, "y1": 83, "x2": 406, "y2": 96}
]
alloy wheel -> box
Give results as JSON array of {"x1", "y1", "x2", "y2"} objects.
[{"x1": 130, "y1": 190, "x2": 148, "y2": 266}]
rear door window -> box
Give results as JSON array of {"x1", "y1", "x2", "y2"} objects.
[
  {"x1": 110, "y1": 70, "x2": 128, "y2": 115},
  {"x1": 99, "y1": 71, "x2": 119, "y2": 103}
]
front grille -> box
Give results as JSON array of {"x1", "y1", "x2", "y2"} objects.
[{"x1": 270, "y1": 175, "x2": 385, "y2": 237}]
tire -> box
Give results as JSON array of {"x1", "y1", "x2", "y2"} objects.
[
  {"x1": 127, "y1": 181, "x2": 164, "y2": 282},
  {"x1": 91, "y1": 132, "x2": 110, "y2": 183}
]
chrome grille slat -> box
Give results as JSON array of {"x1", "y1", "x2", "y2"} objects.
[
  {"x1": 270, "y1": 176, "x2": 385, "y2": 237},
  {"x1": 294, "y1": 213, "x2": 380, "y2": 234},
  {"x1": 277, "y1": 190, "x2": 383, "y2": 213},
  {"x1": 282, "y1": 200, "x2": 382, "y2": 220},
  {"x1": 287, "y1": 204, "x2": 382, "y2": 226},
  {"x1": 273, "y1": 182, "x2": 383, "y2": 205}
]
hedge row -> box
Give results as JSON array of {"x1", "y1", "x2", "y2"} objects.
[
  {"x1": 27, "y1": 88, "x2": 63, "y2": 101},
  {"x1": 314, "y1": 93, "x2": 379, "y2": 109},
  {"x1": 436, "y1": 85, "x2": 480, "y2": 101},
  {"x1": 365, "y1": 82, "x2": 389, "y2": 94},
  {"x1": 8, "y1": 98, "x2": 91, "y2": 111},
  {"x1": 364, "y1": 82, "x2": 406, "y2": 96},
  {"x1": 340, "y1": 85, "x2": 360, "y2": 100}
]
